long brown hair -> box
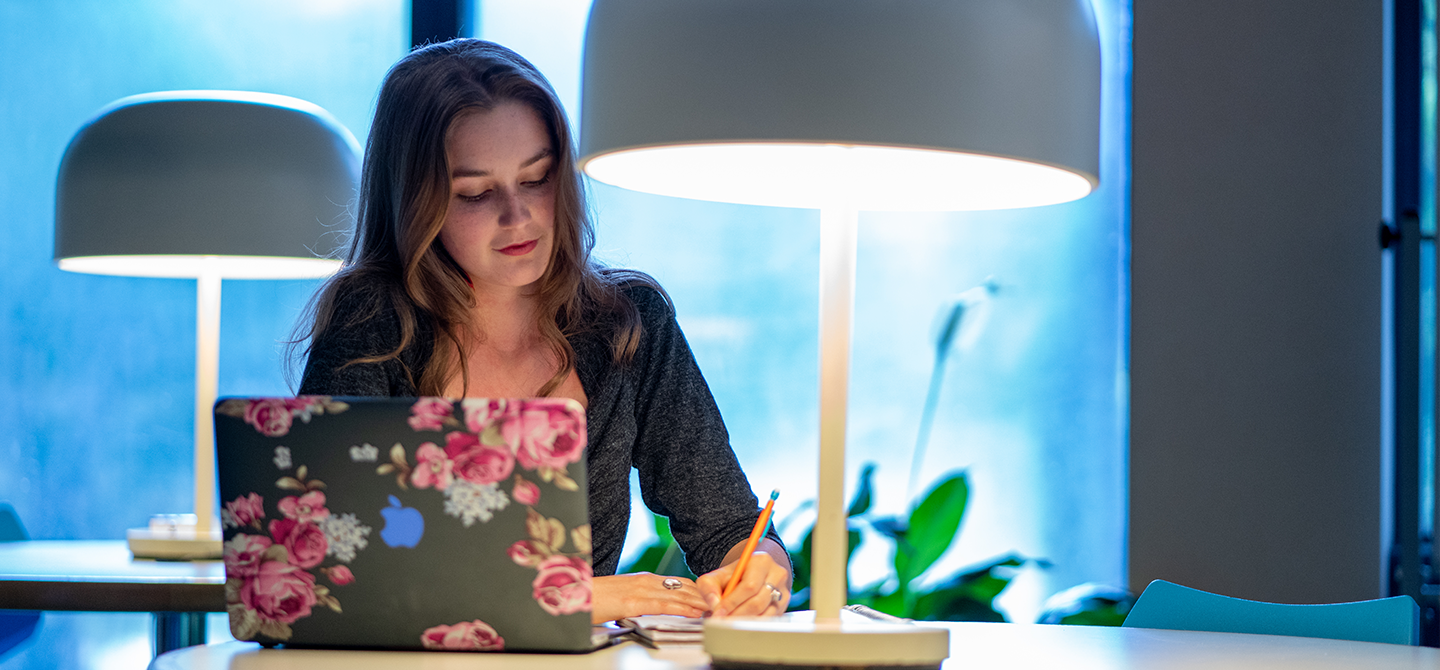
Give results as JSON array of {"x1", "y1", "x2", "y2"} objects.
[{"x1": 294, "y1": 39, "x2": 658, "y2": 396}]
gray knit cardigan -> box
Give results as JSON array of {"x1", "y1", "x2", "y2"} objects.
[{"x1": 298, "y1": 283, "x2": 782, "y2": 576}]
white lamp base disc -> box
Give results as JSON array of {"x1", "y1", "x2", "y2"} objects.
[
  {"x1": 126, "y1": 527, "x2": 222, "y2": 560},
  {"x1": 704, "y1": 613, "x2": 949, "y2": 669}
]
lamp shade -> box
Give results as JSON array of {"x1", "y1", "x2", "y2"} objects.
[
  {"x1": 54, "y1": 90, "x2": 361, "y2": 278},
  {"x1": 580, "y1": 0, "x2": 1101, "y2": 211}
]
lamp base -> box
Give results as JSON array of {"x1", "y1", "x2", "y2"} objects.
[
  {"x1": 126, "y1": 515, "x2": 221, "y2": 560},
  {"x1": 704, "y1": 611, "x2": 949, "y2": 669}
]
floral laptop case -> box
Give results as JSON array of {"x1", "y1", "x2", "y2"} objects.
[{"x1": 213, "y1": 396, "x2": 592, "y2": 652}]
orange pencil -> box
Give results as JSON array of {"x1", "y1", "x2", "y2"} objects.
[{"x1": 722, "y1": 489, "x2": 780, "y2": 599}]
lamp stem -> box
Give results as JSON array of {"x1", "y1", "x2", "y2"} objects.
[
  {"x1": 194, "y1": 266, "x2": 221, "y2": 535},
  {"x1": 814, "y1": 205, "x2": 858, "y2": 621}
]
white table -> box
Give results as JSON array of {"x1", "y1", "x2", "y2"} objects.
[{"x1": 150, "y1": 621, "x2": 1440, "y2": 670}]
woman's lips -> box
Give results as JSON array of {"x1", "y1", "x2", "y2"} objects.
[{"x1": 497, "y1": 240, "x2": 538, "y2": 256}]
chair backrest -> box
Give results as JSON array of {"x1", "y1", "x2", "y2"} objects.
[
  {"x1": 1123, "y1": 579, "x2": 1418, "y2": 646},
  {"x1": 0, "y1": 503, "x2": 27, "y2": 542}
]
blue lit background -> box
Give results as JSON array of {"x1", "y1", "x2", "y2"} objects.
[
  {"x1": 481, "y1": 0, "x2": 1131, "y2": 620},
  {"x1": 0, "y1": 1, "x2": 1128, "y2": 664}
]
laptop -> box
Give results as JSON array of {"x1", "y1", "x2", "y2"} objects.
[{"x1": 213, "y1": 395, "x2": 594, "y2": 652}]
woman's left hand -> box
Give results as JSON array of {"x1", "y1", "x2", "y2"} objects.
[{"x1": 696, "y1": 539, "x2": 792, "y2": 617}]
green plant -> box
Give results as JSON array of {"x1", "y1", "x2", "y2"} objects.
[
  {"x1": 1035, "y1": 583, "x2": 1135, "y2": 626},
  {"x1": 619, "y1": 462, "x2": 1041, "y2": 622},
  {"x1": 787, "y1": 462, "x2": 1041, "y2": 621},
  {"x1": 619, "y1": 283, "x2": 1133, "y2": 624},
  {"x1": 618, "y1": 512, "x2": 695, "y2": 579}
]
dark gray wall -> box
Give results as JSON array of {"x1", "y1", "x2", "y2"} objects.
[{"x1": 1130, "y1": 0, "x2": 1384, "y2": 603}]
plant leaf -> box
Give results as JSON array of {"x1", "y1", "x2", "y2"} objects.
[
  {"x1": 788, "y1": 520, "x2": 860, "y2": 598},
  {"x1": 654, "y1": 541, "x2": 695, "y2": 579},
  {"x1": 787, "y1": 586, "x2": 810, "y2": 612},
  {"x1": 376, "y1": 464, "x2": 394, "y2": 475},
  {"x1": 792, "y1": 525, "x2": 813, "y2": 594},
  {"x1": 909, "y1": 555, "x2": 1024, "y2": 621},
  {"x1": 389, "y1": 444, "x2": 407, "y2": 466},
  {"x1": 620, "y1": 543, "x2": 667, "y2": 574},
  {"x1": 867, "y1": 589, "x2": 907, "y2": 617},
  {"x1": 869, "y1": 515, "x2": 908, "y2": 541},
  {"x1": 911, "y1": 587, "x2": 1006, "y2": 623},
  {"x1": 296, "y1": 465, "x2": 308, "y2": 481},
  {"x1": 652, "y1": 513, "x2": 674, "y2": 543},
  {"x1": 902, "y1": 471, "x2": 968, "y2": 584},
  {"x1": 847, "y1": 526, "x2": 862, "y2": 565},
  {"x1": 307, "y1": 479, "x2": 326, "y2": 490},
  {"x1": 847, "y1": 463, "x2": 876, "y2": 517},
  {"x1": 275, "y1": 477, "x2": 305, "y2": 491},
  {"x1": 616, "y1": 514, "x2": 684, "y2": 576}
]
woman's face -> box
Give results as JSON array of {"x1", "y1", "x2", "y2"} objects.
[{"x1": 438, "y1": 101, "x2": 557, "y2": 295}]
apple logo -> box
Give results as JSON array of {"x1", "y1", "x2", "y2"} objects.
[{"x1": 379, "y1": 495, "x2": 424, "y2": 548}]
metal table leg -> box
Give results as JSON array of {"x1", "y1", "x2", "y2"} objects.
[{"x1": 153, "y1": 612, "x2": 206, "y2": 655}]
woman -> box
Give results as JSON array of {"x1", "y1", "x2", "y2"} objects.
[{"x1": 294, "y1": 38, "x2": 790, "y2": 623}]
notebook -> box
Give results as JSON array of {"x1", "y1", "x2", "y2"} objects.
[
  {"x1": 213, "y1": 395, "x2": 594, "y2": 652},
  {"x1": 620, "y1": 615, "x2": 705, "y2": 647}
]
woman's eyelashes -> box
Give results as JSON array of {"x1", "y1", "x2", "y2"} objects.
[{"x1": 455, "y1": 172, "x2": 550, "y2": 203}]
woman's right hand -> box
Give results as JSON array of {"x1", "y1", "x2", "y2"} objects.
[{"x1": 591, "y1": 572, "x2": 709, "y2": 624}]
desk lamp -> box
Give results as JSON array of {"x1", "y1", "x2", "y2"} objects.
[
  {"x1": 54, "y1": 91, "x2": 360, "y2": 559},
  {"x1": 580, "y1": 0, "x2": 1100, "y2": 665}
]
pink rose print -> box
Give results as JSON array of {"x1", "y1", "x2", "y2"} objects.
[
  {"x1": 277, "y1": 491, "x2": 329, "y2": 522},
  {"x1": 245, "y1": 398, "x2": 295, "y2": 437},
  {"x1": 512, "y1": 477, "x2": 540, "y2": 506},
  {"x1": 240, "y1": 560, "x2": 318, "y2": 625},
  {"x1": 462, "y1": 398, "x2": 513, "y2": 433},
  {"x1": 507, "y1": 540, "x2": 545, "y2": 568},
  {"x1": 223, "y1": 493, "x2": 264, "y2": 528},
  {"x1": 223, "y1": 534, "x2": 272, "y2": 577},
  {"x1": 444, "y1": 431, "x2": 514, "y2": 486},
  {"x1": 421, "y1": 619, "x2": 505, "y2": 651},
  {"x1": 408, "y1": 397, "x2": 454, "y2": 431},
  {"x1": 410, "y1": 442, "x2": 454, "y2": 491},
  {"x1": 323, "y1": 565, "x2": 355, "y2": 586},
  {"x1": 514, "y1": 403, "x2": 586, "y2": 471},
  {"x1": 532, "y1": 555, "x2": 592, "y2": 616},
  {"x1": 269, "y1": 519, "x2": 329, "y2": 569}
]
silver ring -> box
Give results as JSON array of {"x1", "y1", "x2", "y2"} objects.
[
  {"x1": 768, "y1": 584, "x2": 782, "y2": 603},
  {"x1": 662, "y1": 577, "x2": 683, "y2": 590}
]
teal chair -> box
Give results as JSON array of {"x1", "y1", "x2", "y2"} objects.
[
  {"x1": 0, "y1": 504, "x2": 41, "y2": 659},
  {"x1": 1123, "y1": 579, "x2": 1418, "y2": 646}
]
